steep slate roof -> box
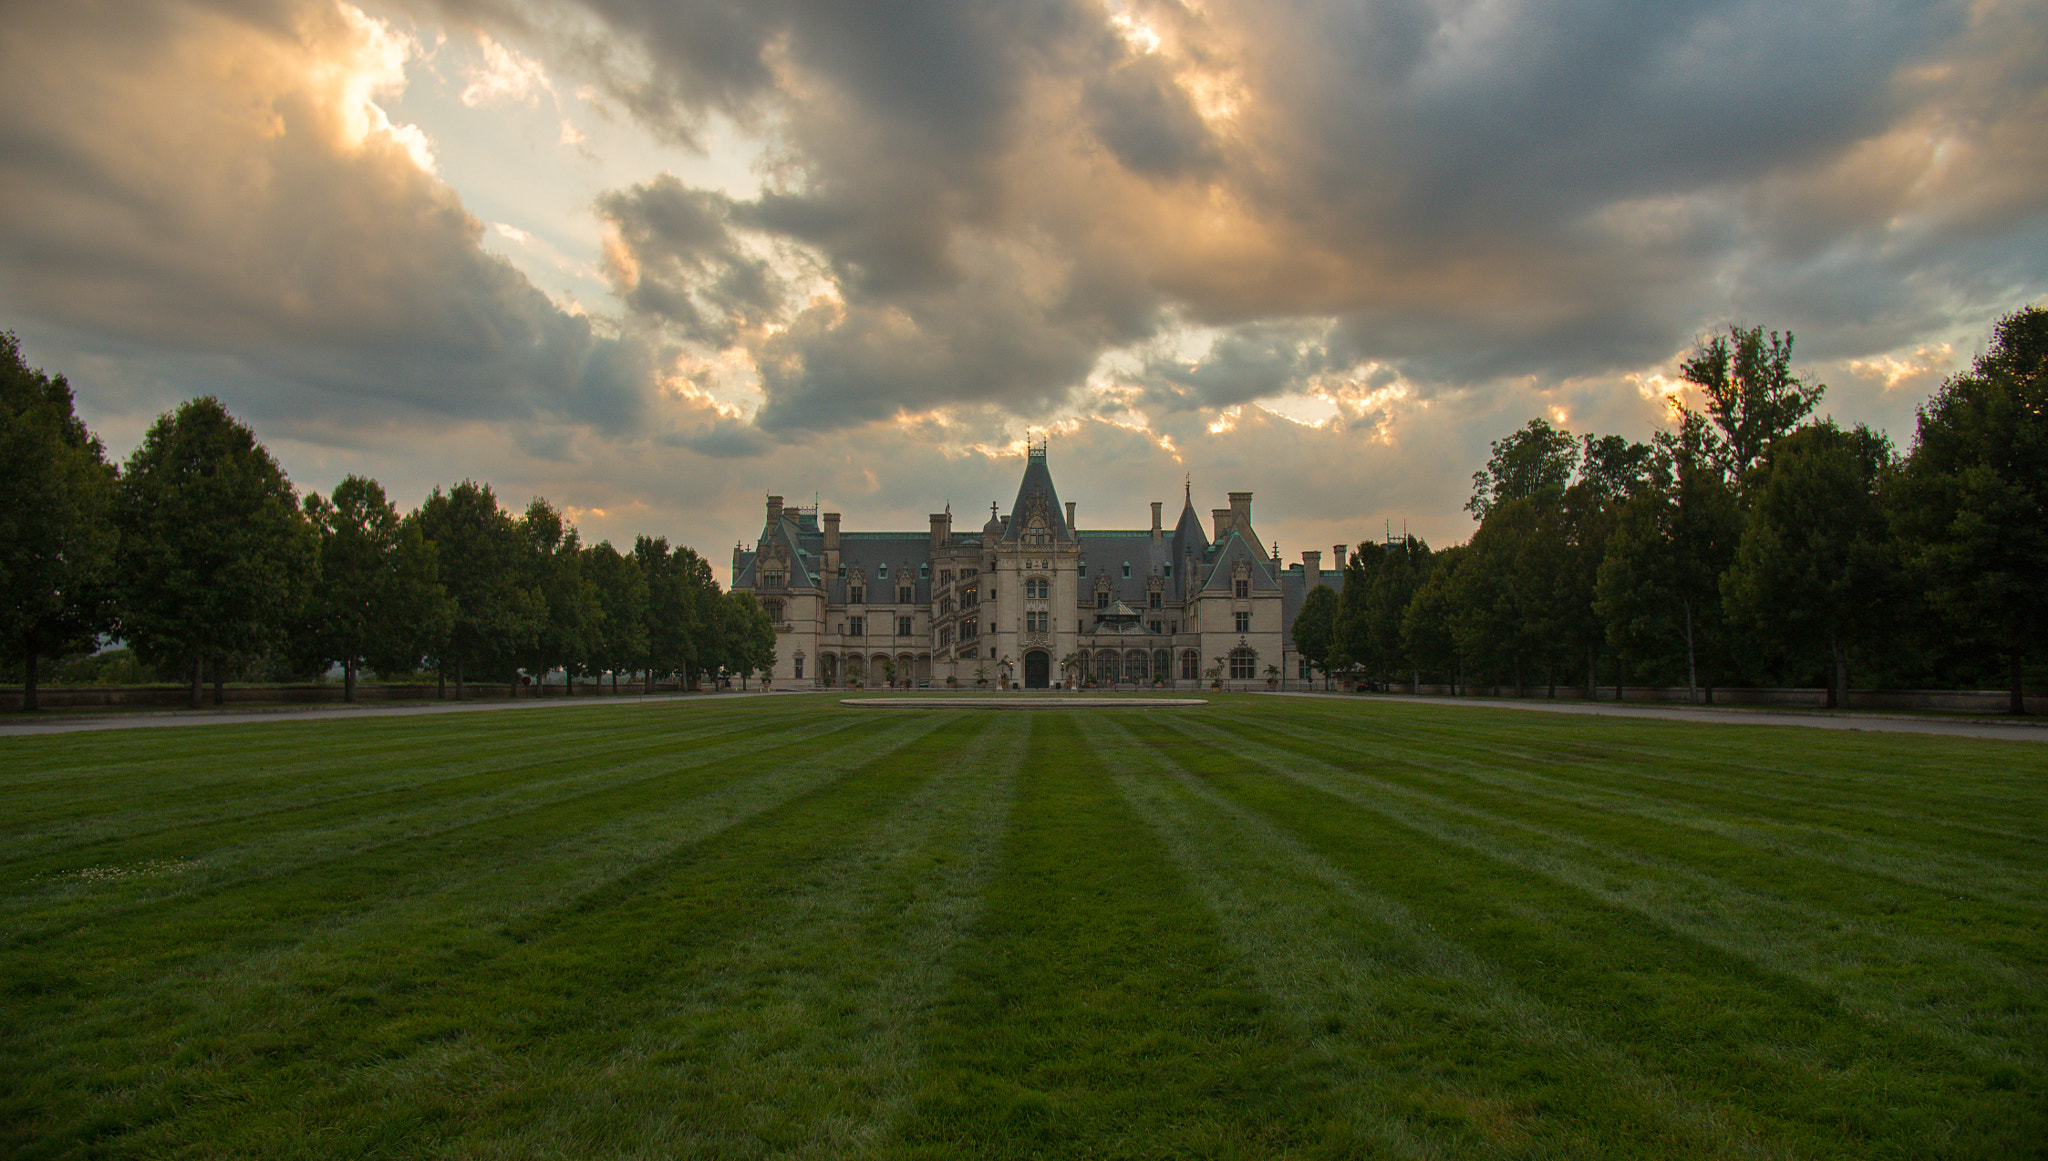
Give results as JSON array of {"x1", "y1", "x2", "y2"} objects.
[
  {"x1": 1002, "y1": 445, "x2": 1073, "y2": 542},
  {"x1": 829, "y1": 532, "x2": 932, "y2": 604}
]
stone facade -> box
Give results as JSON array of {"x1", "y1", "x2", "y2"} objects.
[{"x1": 731, "y1": 444, "x2": 1347, "y2": 688}]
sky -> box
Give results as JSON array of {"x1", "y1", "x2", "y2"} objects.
[{"x1": 3, "y1": 0, "x2": 2043, "y2": 582}]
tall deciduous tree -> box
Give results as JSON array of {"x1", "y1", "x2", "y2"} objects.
[
  {"x1": 1679, "y1": 325, "x2": 1826, "y2": 482},
  {"x1": 1291, "y1": 583, "x2": 1339, "y2": 686},
  {"x1": 1894, "y1": 305, "x2": 2048, "y2": 714},
  {"x1": 1467, "y1": 417, "x2": 1578, "y2": 519},
  {"x1": 582, "y1": 541, "x2": 650, "y2": 692},
  {"x1": 519, "y1": 498, "x2": 599, "y2": 693},
  {"x1": 1, "y1": 333, "x2": 118, "y2": 711},
  {"x1": 636, "y1": 536, "x2": 719, "y2": 691},
  {"x1": 300, "y1": 476, "x2": 451, "y2": 701},
  {"x1": 1722, "y1": 422, "x2": 1898, "y2": 708},
  {"x1": 417, "y1": 481, "x2": 538, "y2": 698},
  {"x1": 114, "y1": 397, "x2": 315, "y2": 708},
  {"x1": 1401, "y1": 544, "x2": 1466, "y2": 692},
  {"x1": 721, "y1": 590, "x2": 776, "y2": 689}
]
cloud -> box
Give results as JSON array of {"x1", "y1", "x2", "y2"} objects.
[{"x1": 0, "y1": 0, "x2": 660, "y2": 435}]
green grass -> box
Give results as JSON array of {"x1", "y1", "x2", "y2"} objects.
[{"x1": 3, "y1": 695, "x2": 2042, "y2": 1159}]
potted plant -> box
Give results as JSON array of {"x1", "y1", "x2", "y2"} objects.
[
  {"x1": 998, "y1": 656, "x2": 1014, "y2": 689},
  {"x1": 974, "y1": 664, "x2": 990, "y2": 689},
  {"x1": 1265, "y1": 664, "x2": 1281, "y2": 690},
  {"x1": 1206, "y1": 659, "x2": 1224, "y2": 691},
  {"x1": 880, "y1": 658, "x2": 897, "y2": 689},
  {"x1": 946, "y1": 674, "x2": 958, "y2": 688},
  {"x1": 845, "y1": 657, "x2": 865, "y2": 691}
]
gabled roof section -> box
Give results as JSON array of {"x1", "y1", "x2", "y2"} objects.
[
  {"x1": 1199, "y1": 528, "x2": 1280, "y2": 592},
  {"x1": 1002, "y1": 442, "x2": 1072, "y2": 542}
]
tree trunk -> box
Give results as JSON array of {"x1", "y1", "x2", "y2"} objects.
[
  {"x1": 190, "y1": 657, "x2": 203, "y2": 710},
  {"x1": 645, "y1": 669, "x2": 654, "y2": 695},
  {"x1": 21, "y1": 638, "x2": 38, "y2": 712},
  {"x1": 1683, "y1": 598, "x2": 1698, "y2": 705},
  {"x1": 454, "y1": 658, "x2": 465, "y2": 702},
  {"x1": 1827, "y1": 633, "x2": 1846, "y2": 709},
  {"x1": 2013, "y1": 652, "x2": 2028, "y2": 716},
  {"x1": 344, "y1": 660, "x2": 357, "y2": 703}
]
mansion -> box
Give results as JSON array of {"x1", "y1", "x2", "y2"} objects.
[{"x1": 731, "y1": 444, "x2": 1349, "y2": 689}]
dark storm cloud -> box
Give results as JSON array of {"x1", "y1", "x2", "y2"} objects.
[
  {"x1": 1133, "y1": 321, "x2": 1336, "y2": 415},
  {"x1": 528, "y1": 0, "x2": 2042, "y2": 432},
  {"x1": 596, "y1": 176, "x2": 782, "y2": 345},
  {"x1": 0, "y1": 0, "x2": 663, "y2": 436}
]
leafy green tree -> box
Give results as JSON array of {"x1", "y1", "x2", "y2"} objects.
[
  {"x1": 519, "y1": 498, "x2": 600, "y2": 693},
  {"x1": 1467, "y1": 417, "x2": 1578, "y2": 519},
  {"x1": 1679, "y1": 325, "x2": 1826, "y2": 482},
  {"x1": 1351, "y1": 536, "x2": 1432, "y2": 690},
  {"x1": 417, "y1": 481, "x2": 539, "y2": 698},
  {"x1": 1401, "y1": 544, "x2": 1466, "y2": 691},
  {"x1": 1893, "y1": 305, "x2": 2047, "y2": 714},
  {"x1": 581, "y1": 541, "x2": 650, "y2": 693},
  {"x1": 1291, "y1": 583, "x2": 1339, "y2": 686},
  {"x1": 721, "y1": 590, "x2": 776, "y2": 689},
  {"x1": 1, "y1": 333, "x2": 118, "y2": 711},
  {"x1": 1722, "y1": 423, "x2": 1899, "y2": 708},
  {"x1": 114, "y1": 397, "x2": 315, "y2": 708},
  {"x1": 299, "y1": 476, "x2": 451, "y2": 702},
  {"x1": 636, "y1": 536, "x2": 719, "y2": 691}
]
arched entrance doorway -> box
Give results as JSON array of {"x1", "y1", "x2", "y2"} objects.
[{"x1": 1024, "y1": 650, "x2": 1051, "y2": 689}]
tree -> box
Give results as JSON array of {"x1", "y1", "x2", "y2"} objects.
[
  {"x1": 582, "y1": 541, "x2": 649, "y2": 693},
  {"x1": 519, "y1": 498, "x2": 599, "y2": 693},
  {"x1": 114, "y1": 397, "x2": 315, "y2": 708},
  {"x1": 1467, "y1": 417, "x2": 1578, "y2": 519},
  {"x1": 1722, "y1": 422, "x2": 1899, "y2": 708},
  {"x1": 1291, "y1": 584, "x2": 1340, "y2": 687},
  {"x1": 721, "y1": 590, "x2": 776, "y2": 689},
  {"x1": 1401, "y1": 545, "x2": 1466, "y2": 692},
  {"x1": 1894, "y1": 305, "x2": 2048, "y2": 713},
  {"x1": 299, "y1": 476, "x2": 451, "y2": 701},
  {"x1": 1679, "y1": 325, "x2": 1826, "y2": 482},
  {"x1": 417, "y1": 481, "x2": 539, "y2": 698},
  {"x1": 1, "y1": 333, "x2": 118, "y2": 711},
  {"x1": 637, "y1": 537, "x2": 719, "y2": 691}
]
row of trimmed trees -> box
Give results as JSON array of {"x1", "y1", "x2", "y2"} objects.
[
  {"x1": 1294, "y1": 308, "x2": 2046, "y2": 713},
  {"x1": 2, "y1": 337, "x2": 774, "y2": 710}
]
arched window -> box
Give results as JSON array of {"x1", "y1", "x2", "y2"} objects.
[
  {"x1": 1095, "y1": 653, "x2": 1120, "y2": 684},
  {"x1": 1230, "y1": 648, "x2": 1256, "y2": 680},
  {"x1": 1125, "y1": 650, "x2": 1149, "y2": 682},
  {"x1": 1181, "y1": 650, "x2": 1199, "y2": 680},
  {"x1": 1153, "y1": 649, "x2": 1170, "y2": 679}
]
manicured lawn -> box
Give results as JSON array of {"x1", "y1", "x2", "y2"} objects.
[{"x1": 3, "y1": 695, "x2": 2042, "y2": 1158}]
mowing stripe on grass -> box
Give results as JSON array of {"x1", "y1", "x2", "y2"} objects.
[
  {"x1": 1084, "y1": 712, "x2": 1777, "y2": 1161},
  {"x1": 1181, "y1": 708, "x2": 2045, "y2": 1071},
  {"x1": 896, "y1": 712, "x2": 1341, "y2": 1160},
  {"x1": 1, "y1": 707, "x2": 970, "y2": 1156},
  {"x1": 1150, "y1": 708, "x2": 2043, "y2": 1158}
]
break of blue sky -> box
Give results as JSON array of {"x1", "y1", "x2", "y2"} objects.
[{"x1": 2, "y1": 0, "x2": 2043, "y2": 577}]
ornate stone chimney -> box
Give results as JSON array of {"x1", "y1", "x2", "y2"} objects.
[
  {"x1": 766, "y1": 495, "x2": 784, "y2": 527},
  {"x1": 1303, "y1": 550, "x2": 1321, "y2": 580}
]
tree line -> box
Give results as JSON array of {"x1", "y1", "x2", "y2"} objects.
[
  {"x1": 1293, "y1": 307, "x2": 2046, "y2": 714},
  {"x1": 2, "y1": 335, "x2": 774, "y2": 710}
]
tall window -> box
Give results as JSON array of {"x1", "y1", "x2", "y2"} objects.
[
  {"x1": 1234, "y1": 611, "x2": 1250, "y2": 633},
  {"x1": 940, "y1": 569, "x2": 953, "y2": 584},
  {"x1": 850, "y1": 585, "x2": 865, "y2": 604},
  {"x1": 940, "y1": 626, "x2": 952, "y2": 646},
  {"x1": 1233, "y1": 578, "x2": 1249, "y2": 598},
  {"x1": 1027, "y1": 611, "x2": 1048, "y2": 633},
  {"x1": 764, "y1": 598, "x2": 784, "y2": 622},
  {"x1": 963, "y1": 619, "x2": 978, "y2": 638},
  {"x1": 899, "y1": 585, "x2": 913, "y2": 603},
  {"x1": 1148, "y1": 592, "x2": 1161, "y2": 608},
  {"x1": 897, "y1": 616, "x2": 913, "y2": 636},
  {"x1": 1230, "y1": 648, "x2": 1256, "y2": 680},
  {"x1": 1298, "y1": 658, "x2": 1312, "y2": 679},
  {"x1": 940, "y1": 597, "x2": 953, "y2": 615},
  {"x1": 1149, "y1": 621, "x2": 1161, "y2": 634},
  {"x1": 1181, "y1": 650, "x2": 1199, "y2": 680},
  {"x1": 1025, "y1": 577, "x2": 1049, "y2": 599},
  {"x1": 849, "y1": 616, "x2": 865, "y2": 636},
  {"x1": 963, "y1": 589, "x2": 978, "y2": 606},
  {"x1": 763, "y1": 569, "x2": 784, "y2": 588},
  {"x1": 1095, "y1": 591, "x2": 1109, "y2": 609}
]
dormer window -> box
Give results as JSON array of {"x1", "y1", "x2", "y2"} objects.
[
  {"x1": 878, "y1": 562, "x2": 888, "y2": 578},
  {"x1": 1163, "y1": 564, "x2": 1172, "y2": 579},
  {"x1": 1234, "y1": 579, "x2": 1249, "y2": 598},
  {"x1": 1122, "y1": 562, "x2": 1130, "y2": 578}
]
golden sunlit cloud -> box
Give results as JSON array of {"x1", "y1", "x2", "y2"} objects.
[
  {"x1": 329, "y1": 3, "x2": 435, "y2": 172},
  {"x1": 461, "y1": 32, "x2": 556, "y2": 108}
]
